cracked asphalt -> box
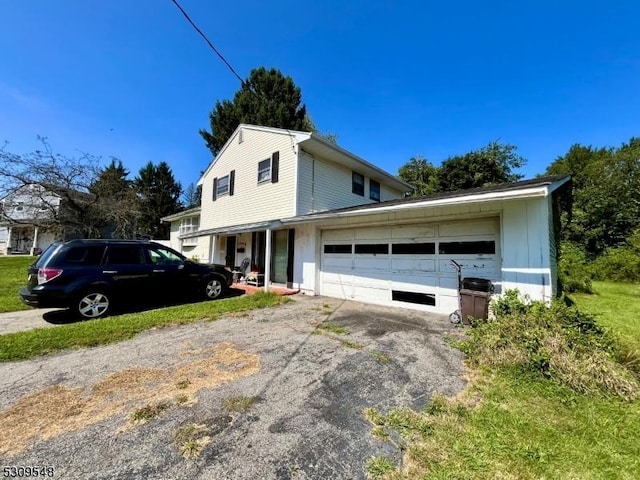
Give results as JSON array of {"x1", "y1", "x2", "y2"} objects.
[{"x1": 0, "y1": 295, "x2": 466, "y2": 479}]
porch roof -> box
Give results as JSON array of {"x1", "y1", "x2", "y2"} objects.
[{"x1": 180, "y1": 220, "x2": 275, "y2": 239}]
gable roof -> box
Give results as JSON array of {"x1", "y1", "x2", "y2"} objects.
[{"x1": 197, "y1": 124, "x2": 413, "y2": 193}]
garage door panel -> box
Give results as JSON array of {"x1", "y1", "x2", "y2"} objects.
[
  {"x1": 354, "y1": 228, "x2": 391, "y2": 240},
  {"x1": 392, "y1": 225, "x2": 436, "y2": 239},
  {"x1": 439, "y1": 219, "x2": 498, "y2": 237},
  {"x1": 353, "y1": 285, "x2": 390, "y2": 302},
  {"x1": 391, "y1": 258, "x2": 436, "y2": 273},
  {"x1": 353, "y1": 257, "x2": 390, "y2": 270},
  {"x1": 322, "y1": 255, "x2": 352, "y2": 269}
]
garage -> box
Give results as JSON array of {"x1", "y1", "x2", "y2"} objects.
[{"x1": 320, "y1": 218, "x2": 500, "y2": 313}]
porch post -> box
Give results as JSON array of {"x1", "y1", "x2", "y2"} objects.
[
  {"x1": 264, "y1": 228, "x2": 272, "y2": 292},
  {"x1": 6, "y1": 227, "x2": 12, "y2": 254},
  {"x1": 30, "y1": 226, "x2": 39, "y2": 255}
]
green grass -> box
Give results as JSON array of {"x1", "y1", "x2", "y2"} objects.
[
  {"x1": 573, "y1": 281, "x2": 640, "y2": 350},
  {"x1": 223, "y1": 395, "x2": 258, "y2": 413},
  {"x1": 315, "y1": 322, "x2": 349, "y2": 335},
  {"x1": 367, "y1": 282, "x2": 640, "y2": 479},
  {"x1": 0, "y1": 256, "x2": 35, "y2": 313},
  {"x1": 0, "y1": 292, "x2": 288, "y2": 362}
]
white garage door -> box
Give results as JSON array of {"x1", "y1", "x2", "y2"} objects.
[{"x1": 320, "y1": 218, "x2": 500, "y2": 313}]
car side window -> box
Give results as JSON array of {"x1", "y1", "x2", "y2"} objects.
[
  {"x1": 148, "y1": 247, "x2": 184, "y2": 266},
  {"x1": 105, "y1": 246, "x2": 145, "y2": 265},
  {"x1": 63, "y1": 246, "x2": 105, "y2": 265}
]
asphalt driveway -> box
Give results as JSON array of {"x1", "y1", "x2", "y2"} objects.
[{"x1": 0, "y1": 295, "x2": 466, "y2": 479}]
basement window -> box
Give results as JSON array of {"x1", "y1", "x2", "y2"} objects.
[
  {"x1": 324, "y1": 244, "x2": 352, "y2": 254},
  {"x1": 392, "y1": 290, "x2": 436, "y2": 306},
  {"x1": 438, "y1": 241, "x2": 495, "y2": 255},
  {"x1": 392, "y1": 243, "x2": 435, "y2": 254},
  {"x1": 354, "y1": 243, "x2": 388, "y2": 255}
]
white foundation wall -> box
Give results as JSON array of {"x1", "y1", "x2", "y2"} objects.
[{"x1": 501, "y1": 197, "x2": 554, "y2": 302}]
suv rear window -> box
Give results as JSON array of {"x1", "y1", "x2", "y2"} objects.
[
  {"x1": 62, "y1": 246, "x2": 105, "y2": 266},
  {"x1": 35, "y1": 243, "x2": 62, "y2": 268}
]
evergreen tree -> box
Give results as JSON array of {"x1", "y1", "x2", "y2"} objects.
[{"x1": 134, "y1": 162, "x2": 182, "y2": 239}]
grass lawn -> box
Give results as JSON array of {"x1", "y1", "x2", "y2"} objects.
[
  {"x1": 573, "y1": 281, "x2": 640, "y2": 350},
  {"x1": 0, "y1": 256, "x2": 35, "y2": 313},
  {"x1": 366, "y1": 283, "x2": 640, "y2": 480},
  {"x1": 0, "y1": 292, "x2": 288, "y2": 362}
]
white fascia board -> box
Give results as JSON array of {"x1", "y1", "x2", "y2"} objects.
[{"x1": 281, "y1": 185, "x2": 549, "y2": 225}]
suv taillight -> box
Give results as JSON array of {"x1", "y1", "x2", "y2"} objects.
[{"x1": 38, "y1": 268, "x2": 63, "y2": 284}]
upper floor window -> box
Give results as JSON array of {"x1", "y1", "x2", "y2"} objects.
[
  {"x1": 258, "y1": 159, "x2": 271, "y2": 183},
  {"x1": 370, "y1": 179, "x2": 381, "y2": 201},
  {"x1": 352, "y1": 172, "x2": 364, "y2": 196},
  {"x1": 258, "y1": 151, "x2": 280, "y2": 185},
  {"x1": 217, "y1": 175, "x2": 229, "y2": 197}
]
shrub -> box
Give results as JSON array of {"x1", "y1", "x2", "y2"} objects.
[
  {"x1": 591, "y1": 245, "x2": 640, "y2": 282},
  {"x1": 558, "y1": 241, "x2": 593, "y2": 293},
  {"x1": 464, "y1": 291, "x2": 639, "y2": 400}
]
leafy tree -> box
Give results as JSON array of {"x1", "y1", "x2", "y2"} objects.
[
  {"x1": 547, "y1": 138, "x2": 640, "y2": 254},
  {"x1": 200, "y1": 67, "x2": 314, "y2": 156},
  {"x1": 438, "y1": 141, "x2": 525, "y2": 192},
  {"x1": 397, "y1": 156, "x2": 440, "y2": 196},
  {"x1": 134, "y1": 162, "x2": 182, "y2": 239},
  {"x1": 90, "y1": 159, "x2": 139, "y2": 238}
]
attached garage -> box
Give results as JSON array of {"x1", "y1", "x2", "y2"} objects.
[{"x1": 320, "y1": 218, "x2": 500, "y2": 314}]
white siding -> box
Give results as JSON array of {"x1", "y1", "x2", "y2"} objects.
[
  {"x1": 0, "y1": 227, "x2": 7, "y2": 254},
  {"x1": 292, "y1": 223, "x2": 318, "y2": 292},
  {"x1": 200, "y1": 128, "x2": 297, "y2": 230},
  {"x1": 296, "y1": 151, "x2": 404, "y2": 215},
  {"x1": 501, "y1": 198, "x2": 553, "y2": 302}
]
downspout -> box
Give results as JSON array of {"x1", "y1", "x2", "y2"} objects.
[{"x1": 311, "y1": 155, "x2": 316, "y2": 213}]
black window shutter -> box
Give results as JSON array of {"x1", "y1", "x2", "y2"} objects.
[
  {"x1": 212, "y1": 178, "x2": 217, "y2": 201},
  {"x1": 229, "y1": 170, "x2": 235, "y2": 196},
  {"x1": 271, "y1": 151, "x2": 279, "y2": 184}
]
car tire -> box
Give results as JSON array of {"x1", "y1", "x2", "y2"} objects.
[
  {"x1": 203, "y1": 277, "x2": 224, "y2": 300},
  {"x1": 449, "y1": 310, "x2": 462, "y2": 324},
  {"x1": 76, "y1": 290, "x2": 111, "y2": 319}
]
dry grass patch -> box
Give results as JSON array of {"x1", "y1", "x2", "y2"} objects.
[
  {"x1": 223, "y1": 395, "x2": 258, "y2": 413},
  {"x1": 0, "y1": 342, "x2": 259, "y2": 456}
]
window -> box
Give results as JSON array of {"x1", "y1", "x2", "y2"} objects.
[
  {"x1": 323, "y1": 244, "x2": 352, "y2": 254},
  {"x1": 370, "y1": 179, "x2": 380, "y2": 201},
  {"x1": 258, "y1": 158, "x2": 271, "y2": 183},
  {"x1": 148, "y1": 246, "x2": 184, "y2": 266},
  {"x1": 179, "y1": 217, "x2": 199, "y2": 236},
  {"x1": 105, "y1": 246, "x2": 145, "y2": 265},
  {"x1": 216, "y1": 175, "x2": 229, "y2": 197},
  {"x1": 352, "y1": 172, "x2": 364, "y2": 196},
  {"x1": 392, "y1": 243, "x2": 435, "y2": 254},
  {"x1": 392, "y1": 290, "x2": 436, "y2": 306},
  {"x1": 438, "y1": 241, "x2": 496, "y2": 255},
  {"x1": 63, "y1": 246, "x2": 105, "y2": 266},
  {"x1": 354, "y1": 243, "x2": 388, "y2": 254}
]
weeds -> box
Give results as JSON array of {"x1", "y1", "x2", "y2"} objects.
[
  {"x1": 223, "y1": 395, "x2": 257, "y2": 413},
  {"x1": 371, "y1": 351, "x2": 390, "y2": 364},
  {"x1": 315, "y1": 323, "x2": 348, "y2": 335},
  {"x1": 130, "y1": 401, "x2": 172, "y2": 423},
  {"x1": 175, "y1": 423, "x2": 211, "y2": 459},
  {"x1": 366, "y1": 456, "x2": 395, "y2": 479}
]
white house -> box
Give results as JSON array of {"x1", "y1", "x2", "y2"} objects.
[
  {"x1": 0, "y1": 184, "x2": 62, "y2": 255},
  {"x1": 164, "y1": 124, "x2": 570, "y2": 315}
]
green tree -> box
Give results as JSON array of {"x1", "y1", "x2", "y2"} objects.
[
  {"x1": 90, "y1": 159, "x2": 139, "y2": 238},
  {"x1": 438, "y1": 141, "x2": 525, "y2": 192},
  {"x1": 200, "y1": 67, "x2": 314, "y2": 157},
  {"x1": 547, "y1": 138, "x2": 640, "y2": 254},
  {"x1": 397, "y1": 156, "x2": 440, "y2": 196},
  {"x1": 134, "y1": 162, "x2": 182, "y2": 239},
  {"x1": 182, "y1": 182, "x2": 201, "y2": 209}
]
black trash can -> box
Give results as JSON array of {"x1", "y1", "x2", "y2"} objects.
[{"x1": 459, "y1": 277, "x2": 493, "y2": 324}]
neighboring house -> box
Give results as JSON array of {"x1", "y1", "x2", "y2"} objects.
[
  {"x1": 0, "y1": 184, "x2": 62, "y2": 255},
  {"x1": 164, "y1": 124, "x2": 570, "y2": 314}
]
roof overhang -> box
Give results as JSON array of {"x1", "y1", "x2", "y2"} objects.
[
  {"x1": 181, "y1": 220, "x2": 281, "y2": 239},
  {"x1": 161, "y1": 207, "x2": 201, "y2": 223}
]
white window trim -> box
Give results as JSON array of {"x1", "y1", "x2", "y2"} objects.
[{"x1": 217, "y1": 175, "x2": 230, "y2": 196}]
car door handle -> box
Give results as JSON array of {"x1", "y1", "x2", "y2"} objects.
[
  {"x1": 153, "y1": 269, "x2": 165, "y2": 273},
  {"x1": 102, "y1": 270, "x2": 118, "y2": 274}
]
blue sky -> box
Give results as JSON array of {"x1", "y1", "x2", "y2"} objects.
[{"x1": 1, "y1": 1, "x2": 638, "y2": 191}]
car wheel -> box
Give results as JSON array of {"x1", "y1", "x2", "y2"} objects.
[
  {"x1": 77, "y1": 290, "x2": 111, "y2": 319},
  {"x1": 449, "y1": 310, "x2": 462, "y2": 324},
  {"x1": 204, "y1": 277, "x2": 223, "y2": 300}
]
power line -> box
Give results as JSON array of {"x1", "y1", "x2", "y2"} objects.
[{"x1": 169, "y1": 0, "x2": 244, "y2": 84}]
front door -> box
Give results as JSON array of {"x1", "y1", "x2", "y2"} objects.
[
  {"x1": 225, "y1": 236, "x2": 236, "y2": 268},
  {"x1": 271, "y1": 230, "x2": 290, "y2": 284}
]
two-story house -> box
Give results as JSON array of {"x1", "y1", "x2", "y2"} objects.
[
  {"x1": 164, "y1": 124, "x2": 570, "y2": 315},
  {"x1": 0, "y1": 184, "x2": 62, "y2": 255}
]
